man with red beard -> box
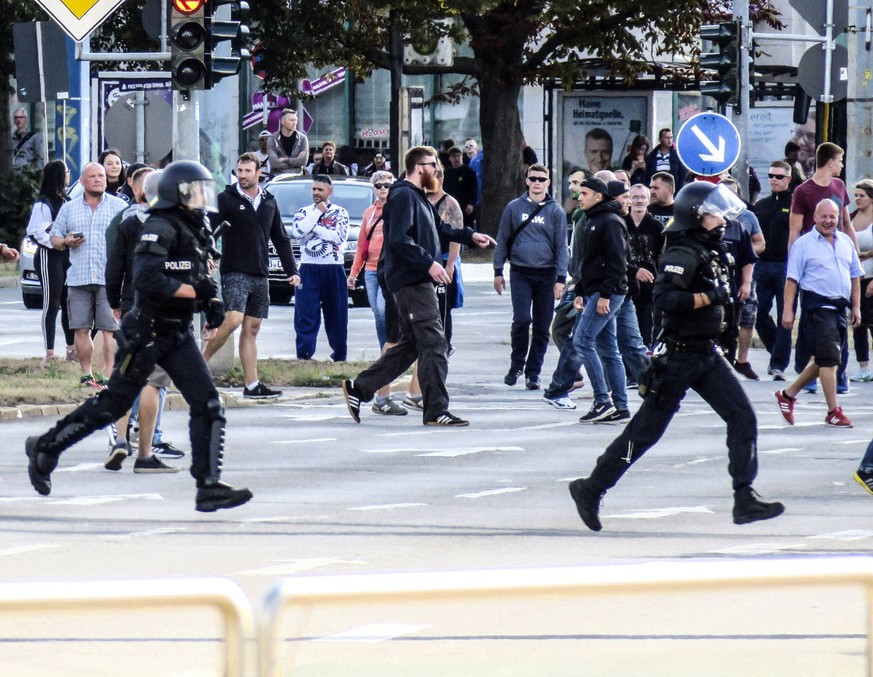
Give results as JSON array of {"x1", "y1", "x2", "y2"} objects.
[{"x1": 342, "y1": 146, "x2": 495, "y2": 426}]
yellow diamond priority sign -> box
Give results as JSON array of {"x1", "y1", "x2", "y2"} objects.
[{"x1": 34, "y1": 0, "x2": 126, "y2": 42}]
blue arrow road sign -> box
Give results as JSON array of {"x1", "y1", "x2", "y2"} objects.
[{"x1": 675, "y1": 113, "x2": 741, "y2": 177}]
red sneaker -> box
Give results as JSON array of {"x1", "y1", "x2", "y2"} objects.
[
  {"x1": 775, "y1": 390, "x2": 795, "y2": 425},
  {"x1": 825, "y1": 407, "x2": 853, "y2": 428}
]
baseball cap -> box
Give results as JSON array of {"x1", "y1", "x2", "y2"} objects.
[
  {"x1": 580, "y1": 177, "x2": 613, "y2": 200},
  {"x1": 258, "y1": 130, "x2": 271, "y2": 138}
]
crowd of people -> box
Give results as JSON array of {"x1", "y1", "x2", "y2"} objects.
[{"x1": 10, "y1": 113, "x2": 873, "y2": 522}]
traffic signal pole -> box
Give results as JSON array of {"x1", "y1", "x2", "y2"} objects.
[{"x1": 734, "y1": 0, "x2": 751, "y2": 199}]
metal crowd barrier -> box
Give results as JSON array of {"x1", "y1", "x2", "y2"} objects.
[
  {"x1": 0, "y1": 577, "x2": 254, "y2": 676},
  {"x1": 258, "y1": 556, "x2": 873, "y2": 677}
]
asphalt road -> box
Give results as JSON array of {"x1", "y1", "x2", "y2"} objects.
[{"x1": 0, "y1": 270, "x2": 871, "y2": 675}]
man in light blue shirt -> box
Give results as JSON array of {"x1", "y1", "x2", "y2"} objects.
[
  {"x1": 775, "y1": 199, "x2": 862, "y2": 429},
  {"x1": 50, "y1": 162, "x2": 127, "y2": 388}
]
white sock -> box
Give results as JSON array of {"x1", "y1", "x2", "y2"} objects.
[{"x1": 246, "y1": 380, "x2": 260, "y2": 390}]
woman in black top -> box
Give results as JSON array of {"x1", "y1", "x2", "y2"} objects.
[
  {"x1": 99, "y1": 148, "x2": 127, "y2": 196},
  {"x1": 621, "y1": 135, "x2": 650, "y2": 186},
  {"x1": 25, "y1": 160, "x2": 76, "y2": 366}
]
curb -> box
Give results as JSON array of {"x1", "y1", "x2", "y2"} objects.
[{"x1": 0, "y1": 387, "x2": 334, "y2": 422}]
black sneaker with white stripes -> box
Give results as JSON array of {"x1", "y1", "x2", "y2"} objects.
[
  {"x1": 425, "y1": 412, "x2": 469, "y2": 427},
  {"x1": 578, "y1": 401, "x2": 617, "y2": 423},
  {"x1": 342, "y1": 379, "x2": 363, "y2": 423}
]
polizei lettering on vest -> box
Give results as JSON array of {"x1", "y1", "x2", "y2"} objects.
[{"x1": 165, "y1": 260, "x2": 193, "y2": 271}]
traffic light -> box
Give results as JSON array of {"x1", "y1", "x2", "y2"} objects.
[
  {"x1": 205, "y1": 1, "x2": 251, "y2": 88},
  {"x1": 170, "y1": 0, "x2": 208, "y2": 91},
  {"x1": 699, "y1": 21, "x2": 741, "y2": 106}
]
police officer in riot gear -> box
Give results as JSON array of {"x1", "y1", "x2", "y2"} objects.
[
  {"x1": 26, "y1": 161, "x2": 253, "y2": 513},
  {"x1": 568, "y1": 182, "x2": 784, "y2": 531}
]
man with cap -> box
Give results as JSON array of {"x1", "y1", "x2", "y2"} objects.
[
  {"x1": 542, "y1": 176, "x2": 629, "y2": 421},
  {"x1": 568, "y1": 182, "x2": 785, "y2": 532}
]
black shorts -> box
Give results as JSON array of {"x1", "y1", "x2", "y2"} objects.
[
  {"x1": 798, "y1": 307, "x2": 843, "y2": 368},
  {"x1": 221, "y1": 272, "x2": 269, "y2": 319}
]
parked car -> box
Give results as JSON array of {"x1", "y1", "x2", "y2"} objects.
[{"x1": 264, "y1": 174, "x2": 374, "y2": 306}]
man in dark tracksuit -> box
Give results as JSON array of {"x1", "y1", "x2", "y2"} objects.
[
  {"x1": 203, "y1": 153, "x2": 299, "y2": 399},
  {"x1": 26, "y1": 161, "x2": 252, "y2": 512},
  {"x1": 569, "y1": 182, "x2": 785, "y2": 531},
  {"x1": 493, "y1": 163, "x2": 568, "y2": 390},
  {"x1": 342, "y1": 146, "x2": 495, "y2": 427}
]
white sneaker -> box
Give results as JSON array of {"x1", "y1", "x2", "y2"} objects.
[{"x1": 543, "y1": 394, "x2": 577, "y2": 410}]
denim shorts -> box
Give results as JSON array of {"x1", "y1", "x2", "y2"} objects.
[{"x1": 221, "y1": 272, "x2": 269, "y2": 318}]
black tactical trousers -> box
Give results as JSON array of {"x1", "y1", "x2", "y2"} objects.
[
  {"x1": 39, "y1": 316, "x2": 220, "y2": 484},
  {"x1": 587, "y1": 348, "x2": 758, "y2": 493}
]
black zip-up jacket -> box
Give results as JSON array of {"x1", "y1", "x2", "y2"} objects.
[
  {"x1": 752, "y1": 189, "x2": 792, "y2": 263},
  {"x1": 575, "y1": 199, "x2": 629, "y2": 300},
  {"x1": 380, "y1": 179, "x2": 476, "y2": 293},
  {"x1": 209, "y1": 184, "x2": 297, "y2": 278},
  {"x1": 106, "y1": 209, "x2": 147, "y2": 314}
]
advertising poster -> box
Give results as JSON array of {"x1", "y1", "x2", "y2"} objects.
[{"x1": 560, "y1": 94, "x2": 649, "y2": 176}]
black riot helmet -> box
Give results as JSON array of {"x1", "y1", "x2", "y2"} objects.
[
  {"x1": 150, "y1": 161, "x2": 218, "y2": 213},
  {"x1": 668, "y1": 181, "x2": 745, "y2": 233}
]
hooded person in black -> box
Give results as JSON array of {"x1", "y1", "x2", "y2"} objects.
[
  {"x1": 342, "y1": 146, "x2": 495, "y2": 426},
  {"x1": 543, "y1": 177, "x2": 630, "y2": 421}
]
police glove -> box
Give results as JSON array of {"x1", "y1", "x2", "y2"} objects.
[
  {"x1": 705, "y1": 286, "x2": 731, "y2": 306},
  {"x1": 193, "y1": 277, "x2": 219, "y2": 302},
  {"x1": 204, "y1": 299, "x2": 226, "y2": 329}
]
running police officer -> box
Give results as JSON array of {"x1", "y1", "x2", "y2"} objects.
[
  {"x1": 568, "y1": 182, "x2": 784, "y2": 531},
  {"x1": 26, "y1": 161, "x2": 253, "y2": 512}
]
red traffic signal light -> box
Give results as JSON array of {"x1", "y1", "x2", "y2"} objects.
[{"x1": 173, "y1": 0, "x2": 206, "y2": 14}]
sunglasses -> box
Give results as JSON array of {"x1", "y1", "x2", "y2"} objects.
[
  {"x1": 417, "y1": 161, "x2": 438, "y2": 168},
  {"x1": 527, "y1": 176, "x2": 548, "y2": 183},
  {"x1": 374, "y1": 183, "x2": 391, "y2": 189},
  {"x1": 767, "y1": 173, "x2": 789, "y2": 180}
]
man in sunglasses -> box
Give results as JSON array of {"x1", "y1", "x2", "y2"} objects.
[
  {"x1": 342, "y1": 146, "x2": 495, "y2": 427},
  {"x1": 751, "y1": 160, "x2": 794, "y2": 380},
  {"x1": 493, "y1": 164, "x2": 568, "y2": 390}
]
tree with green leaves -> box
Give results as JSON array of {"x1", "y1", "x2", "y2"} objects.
[{"x1": 250, "y1": 0, "x2": 781, "y2": 236}]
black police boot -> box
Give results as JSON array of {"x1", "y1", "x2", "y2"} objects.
[
  {"x1": 195, "y1": 481, "x2": 253, "y2": 513},
  {"x1": 26, "y1": 436, "x2": 59, "y2": 496},
  {"x1": 568, "y1": 478, "x2": 604, "y2": 532},
  {"x1": 733, "y1": 486, "x2": 784, "y2": 525}
]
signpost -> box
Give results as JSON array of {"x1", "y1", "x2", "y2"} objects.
[
  {"x1": 675, "y1": 113, "x2": 741, "y2": 177},
  {"x1": 32, "y1": 0, "x2": 126, "y2": 42}
]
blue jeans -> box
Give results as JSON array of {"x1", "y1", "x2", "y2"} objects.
[
  {"x1": 860, "y1": 439, "x2": 873, "y2": 473},
  {"x1": 365, "y1": 270, "x2": 387, "y2": 349},
  {"x1": 508, "y1": 268, "x2": 556, "y2": 378},
  {"x1": 546, "y1": 293, "x2": 626, "y2": 408},
  {"x1": 754, "y1": 260, "x2": 792, "y2": 371},
  {"x1": 606, "y1": 297, "x2": 650, "y2": 383}
]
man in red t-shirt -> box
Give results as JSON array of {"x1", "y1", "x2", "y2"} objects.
[{"x1": 789, "y1": 142, "x2": 858, "y2": 251}]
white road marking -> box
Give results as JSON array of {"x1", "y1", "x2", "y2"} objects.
[
  {"x1": 315, "y1": 623, "x2": 430, "y2": 644},
  {"x1": 280, "y1": 414, "x2": 337, "y2": 421},
  {"x1": 239, "y1": 515, "x2": 332, "y2": 523},
  {"x1": 759, "y1": 422, "x2": 822, "y2": 430},
  {"x1": 807, "y1": 530, "x2": 873, "y2": 542},
  {"x1": 49, "y1": 493, "x2": 165, "y2": 506},
  {"x1": 455, "y1": 487, "x2": 525, "y2": 499},
  {"x1": 0, "y1": 544, "x2": 60, "y2": 557},
  {"x1": 711, "y1": 543, "x2": 805, "y2": 555},
  {"x1": 238, "y1": 557, "x2": 366, "y2": 576},
  {"x1": 270, "y1": 438, "x2": 337, "y2": 445},
  {"x1": 106, "y1": 528, "x2": 184, "y2": 541},
  {"x1": 672, "y1": 458, "x2": 719, "y2": 467},
  {"x1": 348, "y1": 503, "x2": 426, "y2": 511},
  {"x1": 606, "y1": 506, "x2": 714, "y2": 520},
  {"x1": 759, "y1": 447, "x2": 801, "y2": 455},
  {"x1": 835, "y1": 439, "x2": 867, "y2": 445},
  {"x1": 57, "y1": 463, "x2": 106, "y2": 472},
  {"x1": 418, "y1": 446, "x2": 524, "y2": 458}
]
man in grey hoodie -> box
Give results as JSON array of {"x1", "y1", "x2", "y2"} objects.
[{"x1": 493, "y1": 164, "x2": 568, "y2": 390}]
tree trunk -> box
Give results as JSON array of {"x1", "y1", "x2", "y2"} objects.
[
  {"x1": 0, "y1": 87, "x2": 13, "y2": 182},
  {"x1": 477, "y1": 76, "x2": 522, "y2": 239}
]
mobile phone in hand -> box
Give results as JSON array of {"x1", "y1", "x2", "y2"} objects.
[{"x1": 72, "y1": 232, "x2": 84, "y2": 239}]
